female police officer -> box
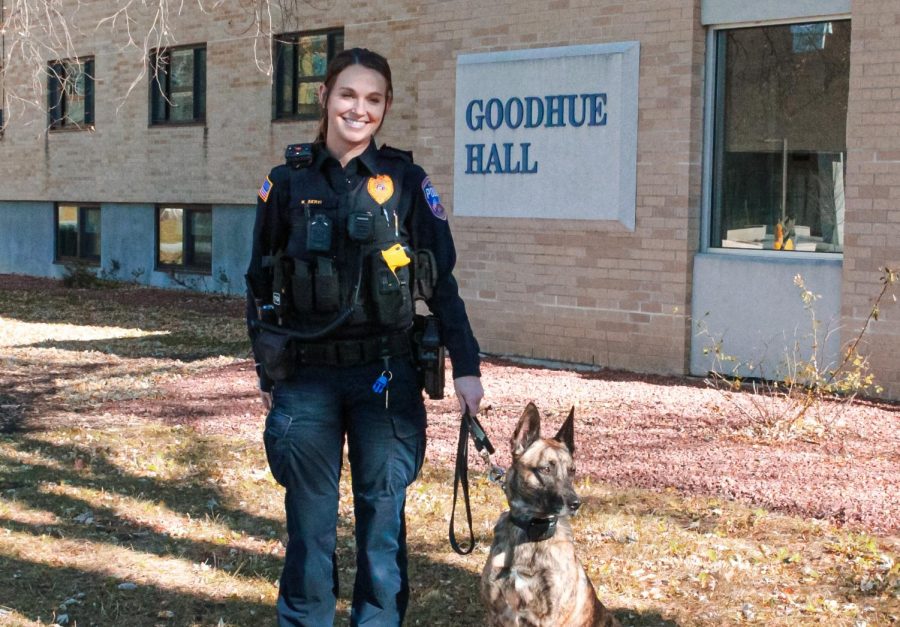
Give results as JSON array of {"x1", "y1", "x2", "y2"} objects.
[{"x1": 245, "y1": 48, "x2": 483, "y2": 626}]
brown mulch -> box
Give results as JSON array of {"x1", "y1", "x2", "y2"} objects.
[
  {"x1": 2, "y1": 273, "x2": 899, "y2": 534},
  {"x1": 99, "y1": 358, "x2": 900, "y2": 535}
]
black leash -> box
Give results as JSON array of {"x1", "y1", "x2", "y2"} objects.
[{"x1": 449, "y1": 410, "x2": 496, "y2": 555}]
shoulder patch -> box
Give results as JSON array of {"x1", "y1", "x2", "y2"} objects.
[
  {"x1": 258, "y1": 176, "x2": 273, "y2": 202},
  {"x1": 421, "y1": 177, "x2": 447, "y2": 220}
]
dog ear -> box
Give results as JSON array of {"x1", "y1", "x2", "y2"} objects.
[
  {"x1": 553, "y1": 406, "x2": 575, "y2": 454},
  {"x1": 512, "y1": 402, "x2": 542, "y2": 458}
]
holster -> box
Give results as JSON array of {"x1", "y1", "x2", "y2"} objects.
[
  {"x1": 252, "y1": 330, "x2": 296, "y2": 381},
  {"x1": 413, "y1": 315, "x2": 445, "y2": 399}
]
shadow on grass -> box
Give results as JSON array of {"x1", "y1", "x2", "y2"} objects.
[
  {"x1": 2, "y1": 435, "x2": 288, "y2": 543},
  {"x1": 0, "y1": 361, "x2": 114, "y2": 433},
  {"x1": 0, "y1": 553, "x2": 273, "y2": 626},
  {"x1": 0, "y1": 347, "x2": 253, "y2": 433},
  {"x1": 24, "y1": 336, "x2": 249, "y2": 362},
  {"x1": 0, "y1": 434, "x2": 678, "y2": 626}
]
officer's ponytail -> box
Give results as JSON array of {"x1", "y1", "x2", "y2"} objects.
[{"x1": 316, "y1": 47, "x2": 394, "y2": 145}]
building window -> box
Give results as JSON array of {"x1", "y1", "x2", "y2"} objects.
[
  {"x1": 56, "y1": 204, "x2": 101, "y2": 261},
  {"x1": 273, "y1": 28, "x2": 343, "y2": 119},
  {"x1": 157, "y1": 206, "x2": 212, "y2": 271},
  {"x1": 150, "y1": 46, "x2": 206, "y2": 124},
  {"x1": 710, "y1": 20, "x2": 850, "y2": 253},
  {"x1": 48, "y1": 58, "x2": 95, "y2": 129}
]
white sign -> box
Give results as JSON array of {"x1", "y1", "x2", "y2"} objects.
[{"x1": 453, "y1": 42, "x2": 639, "y2": 228}]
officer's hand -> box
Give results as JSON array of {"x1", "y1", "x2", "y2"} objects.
[
  {"x1": 260, "y1": 390, "x2": 273, "y2": 411},
  {"x1": 453, "y1": 376, "x2": 483, "y2": 416}
]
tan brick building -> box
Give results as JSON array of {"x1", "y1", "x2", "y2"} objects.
[{"x1": 1, "y1": 0, "x2": 898, "y2": 396}]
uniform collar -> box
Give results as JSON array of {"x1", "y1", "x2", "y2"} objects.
[{"x1": 313, "y1": 139, "x2": 380, "y2": 176}]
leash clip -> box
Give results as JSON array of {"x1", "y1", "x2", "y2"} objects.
[{"x1": 478, "y1": 449, "x2": 505, "y2": 485}]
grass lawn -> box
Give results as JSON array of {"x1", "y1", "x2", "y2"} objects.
[{"x1": 0, "y1": 276, "x2": 897, "y2": 626}]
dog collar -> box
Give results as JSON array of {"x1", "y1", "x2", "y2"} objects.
[{"x1": 509, "y1": 513, "x2": 559, "y2": 542}]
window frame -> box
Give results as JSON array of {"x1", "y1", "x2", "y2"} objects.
[
  {"x1": 149, "y1": 44, "x2": 207, "y2": 126},
  {"x1": 47, "y1": 57, "x2": 95, "y2": 131},
  {"x1": 272, "y1": 27, "x2": 344, "y2": 121},
  {"x1": 54, "y1": 203, "x2": 101, "y2": 263},
  {"x1": 700, "y1": 16, "x2": 851, "y2": 259},
  {"x1": 155, "y1": 204, "x2": 213, "y2": 273}
]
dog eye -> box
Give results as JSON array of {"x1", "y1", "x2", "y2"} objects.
[
  {"x1": 568, "y1": 467, "x2": 576, "y2": 476},
  {"x1": 536, "y1": 466, "x2": 552, "y2": 475}
]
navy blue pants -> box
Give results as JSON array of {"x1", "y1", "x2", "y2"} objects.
[{"x1": 263, "y1": 356, "x2": 426, "y2": 626}]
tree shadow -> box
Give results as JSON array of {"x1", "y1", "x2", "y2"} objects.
[
  {"x1": 0, "y1": 553, "x2": 273, "y2": 626},
  {"x1": 0, "y1": 432, "x2": 687, "y2": 626},
  {"x1": 23, "y1": 336, "x2": 249, "y2": 362},
  {"x1": 2, "y1": 435, "x2": 289, "y2": 550}
]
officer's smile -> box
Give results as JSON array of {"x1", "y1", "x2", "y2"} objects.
[{"x1": 342, "y1": 116, "x2": 368, "y2": 130}]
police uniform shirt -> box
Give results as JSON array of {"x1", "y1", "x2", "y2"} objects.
[{"x1": 247, "y1": 140, "x2": 481, "y2": 390}]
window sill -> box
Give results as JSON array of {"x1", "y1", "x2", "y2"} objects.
[
  {"x1": 55, "y1": 257, "x2": 100, "y2": 266},
  {"x1": 49, "y1": 125, "x2": 95, "y2": 133},
  {"x1": 148, "y1": 120, "x2": 207, "y2": 128},
  {"x1": 157, "y1": 265, "x2": 212, "y2": 276},
  {"x1": 272, "y1": 115, "x2": 318, "y2": 123},
  {"x1": 701, "y1": 248, "x2": 843, "y2": 262}
]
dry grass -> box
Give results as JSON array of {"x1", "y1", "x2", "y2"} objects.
[{"x1": 0, "y1": 277, "x2": 898, "y2": 626}]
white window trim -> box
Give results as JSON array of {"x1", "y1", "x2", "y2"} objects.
[{"x1": 701, "y1": 0, "x2": 849, "y2": 27}]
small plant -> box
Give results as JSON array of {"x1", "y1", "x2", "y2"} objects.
[
  {"x1": 702, "y1": 267, "x2": 898, "y2": 439},
  {"x1": 61, "y1": 261, "x2": 109, "y2": 289},
  {"x1": 131, "y1": 267, "x2": 146, "y2": 283},
  {"x1": 99, "y1": 258, "x2": 122, "y2": 281}
]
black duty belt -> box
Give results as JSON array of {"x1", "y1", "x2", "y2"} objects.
[{"x1": 294, "y1": 331, "x2": 410, "y2": 367}]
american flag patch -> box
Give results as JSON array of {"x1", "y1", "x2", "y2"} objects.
[{"x1": 258, "y1": 176, "x2": 273, "y2": 202}]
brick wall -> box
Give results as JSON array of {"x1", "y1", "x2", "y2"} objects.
[
  {"x1": 843, "y1": 0, "x2": 900, "y2": 398},
  {"x1": 411, "y1": 0, "x2": 705, "y2": 373}
]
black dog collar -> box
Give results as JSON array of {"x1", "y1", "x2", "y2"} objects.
[{"x1": 509, "y1": 513, "x2": 559, "y2": 542}]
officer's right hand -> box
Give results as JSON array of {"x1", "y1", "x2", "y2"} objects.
[{"x1": 260, "y1": 390, "x2": 273, "y2": 411}]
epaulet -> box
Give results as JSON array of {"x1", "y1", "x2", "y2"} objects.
[
  {"x1": 378, "y1": 144, "x2": 413, "y2": 163},
  {"x1": 285, "y1": 143, "x2": 313, "y2": 169}
]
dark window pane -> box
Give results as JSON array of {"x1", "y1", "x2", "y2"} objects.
[
  {"x1": 187, "y1": 210, "x2": 212, "y2": 268},
  {"x1": 64, "y1": 63, "x2": 87, "y2": 125},
  {"x1": 150, "y1": 46, "x2": 204, "y2": 123},
  {"x1": 273, "y1": 29, "x2": 343, "y2": 118},
  {"x1": 81, "y1": 207, "x2": 101, "y2": 259},
  {"x1": 195, "y1": 48, "x2": 206, "y2": 120},
  {"x1": 57, "y1": 205, "x2": 78, "y2": 257},
  {"x1": 712, "y1": 21, "x2": 850, "y2": 253},
  {"x1": 168, "y1": 49, "x2": 195, "y2": 122}
]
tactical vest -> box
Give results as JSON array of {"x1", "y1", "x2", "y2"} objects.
[{"x1": 271, "y1": 149, "x2": 415, "y2": 337}]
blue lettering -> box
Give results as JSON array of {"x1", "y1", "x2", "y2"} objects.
[
  {"x1": 545, "y1": 95, "x2": 565, "y2": 127},
  {"x1": 525, "y1": 96, "x2": 544, "y2": 128},
  {"x1": 587, "y1": 93, "x2": 607, "y2": 126},
  {"x1": 485, "y1": 98, "x2": 504, "y2": 130},
  {"x1": 466, "y1": 99, "x2": 484, "y2": 131},
  {"x1": 502, "y1": 143, "x2": 520, "y2": 173},
  {"x1": 567, "y1": 95, "x2": 586, "y2": 127},
  {"x1": 505, "y1": 97, "x2": 524, "y2": 129},
  {"x1": 465, "y1": 144, "x2": 484, "y2": 174},
  {"x1": 485, "y1": 144, "x2": 503, "y2": 173},
  {"x1": 521, "y1": 143, "x2": 538, "y2": 174}
]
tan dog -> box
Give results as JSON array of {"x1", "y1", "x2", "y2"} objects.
[{"x1": 481, "y1": 403, "x2": 620, "y2": 627}]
